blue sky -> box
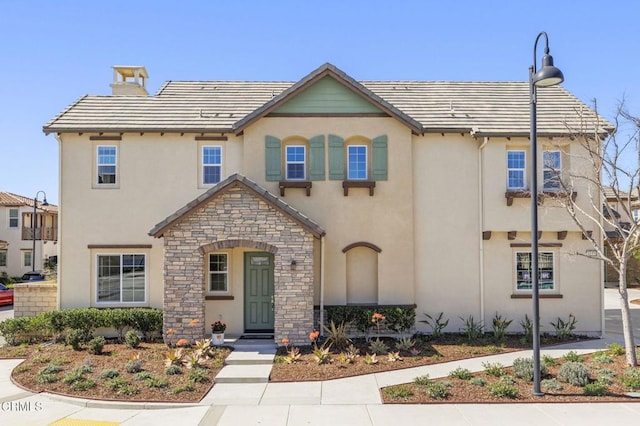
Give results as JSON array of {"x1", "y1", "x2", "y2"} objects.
[{"x1": 1, "y1": 1, "x2": 638, "y2": 204}]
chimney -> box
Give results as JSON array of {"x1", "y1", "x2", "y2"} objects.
[{"x1": 110, "y1": 65, "x2": 149, "y2": 95}]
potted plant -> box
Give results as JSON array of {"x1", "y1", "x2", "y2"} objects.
[{"x1": 211, "y1": 320, "x2": 227, "y2": 346}]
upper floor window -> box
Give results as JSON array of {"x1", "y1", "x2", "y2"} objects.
[
  {"x1": 285, "y1": 145, "x2": 306, "y2": 180},
  {"x1": 347, "y1": 145, "x2": 368, "y2": 180},
  {"x1": 515, "y1": 251, "x2": 555, "y2": 291},
  {"x1": 97, "y1": 146, "x2": 117, "y2": 185},
  {"x1": 209, "y1": 253, "x2": 228, "y2": 292},
  {"x1": 97, "y1": 254, "x2": 146, "y2": 303},
  {"x1": 543, "y1": 150, "x2": 562, "y2": 191},
  {"x1": 633, "y1": 209, "x2": 640, "y2": 222},
  {"x1": 202, "y1": 146, "x2": 222, "y2": 185},
  {"x1": 8, "y1": 208, "x2": 18, "y2": 228},
  {"x1": 507, "y1": 150, "x2": 526, "y2": 190},
  {"x1": 0, "y1": 250, "x2": 6, "y2": 267}
]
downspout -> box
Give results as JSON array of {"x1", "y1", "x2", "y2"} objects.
[
  {"x1": 478, "y1": 136, "x2": 489, "y2": 325},
  {"x1": 54, "y1": 134, "x2": 63, "y2": 310},
  {"x1": 319, "y1": 235, "x2": 326, "y2": 336}
]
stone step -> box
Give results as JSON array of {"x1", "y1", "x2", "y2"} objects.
[
  {"x1": 225, "y1": 350, "x2": 275, "y2": 365},
  {"x1": 214, "y1": 364, "x2": 273, "y2": 383}
]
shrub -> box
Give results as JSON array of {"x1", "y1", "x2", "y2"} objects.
[
  {"x1": 557, "y1": 362, "x2": 590, "y2": 387},
  {"x1": 125, "y1": 359, "x2": 143, "y2": 374},
  {"x1": 384, "y1": 307, "x2": 416, "y2": 333},
  {"x1": 607, "y1": 343, "x2": 625, "y2": 356},
  {"x1": 542, "y1": 354, "x2": 558, "y2": 367},
  {"x1": 87, "y1": 336, "x2": 106, "y2": 355},
  {"x1": 592, "y1": 350, "x2": 614, "y2": 364},
  {"x1": 165, "y1": 364, "x2": 182, "y2": 375},
  {"x1": 491, "y1": 313, "x2": 513, "y2": 342},
  {"x1": 426, "y1": 381, "x2": 451, "y2": 400},
  {"x1": 321, "y1": 320, "x2": 351, "y2": 351},
  {"x1": 470, "y1": 377, "x2": 486, "y2": 387},
  {"x1": 562, "y1": 351, "x2": 583, "y2": 363},
  {"x1": 512, "y1": 357, "x2": 547, "y2": 382},
  {"x1": 583, "y1": 381, "x2": 608, "y2": 396},
  {"x1": 103, "y1": 309, "x2": 132, "y2": 342},
  {"x1": 135, "y1": 372, "x2": 153, "y2": 381},
  {"x1": 39, "y1": 363, "x2": 63, "y2": 375},
  {"x1": 620, "y1": 369, "x2": 640, "y2": 391},
  {"x1": 519, "y1": 314, "x2": 534, "y2": 344},
  {"x1": 448, "y1": 367, "x2": 472, "y2": 380},
  {"x1": 541, "y1": 378, "x2": 563, "y2": 391},
  {"x1": 172, "y1": 382, "x2": 195, "y2": 394},
  {"x1": 597, "y1": 368, "x2": 617, "y2": 384},
  {"x1": 488, "y1": 382, "x2": 519, "y2": 399},
  {"x1": 459, "y1": 315, "x2": 484, "y2": 340},
  {"x1": 413, "y1": 375, "x2": 430, "y2": 386},
  {"x1": 368, "y1": 338, "x2": 389, "y2": 355},
  {"x1": 124, "y1": 330, "x2": 141, "y2": 349},
  {"x1": 384, "y1": 385, "x2": 414, "y2": 399},
  {"x1": 482, "y1": 362, "x2": 505, "y2": 377},
  {"x1": 394, "y1": 337, "x2": 416, "y2": 351},
  {"x1": 188, "y1": 367, "x2": 208, "y2": 383},
  {"x1": 70, "y1": 378, "x2": 96, "y2": 391},
  {"x1": 36, "y1": 372, "x2": 59, "y2": 384},
  {"x1": 420, "y1": 312, "x2": 449, "y2": 339},
  {"x1": 98, "y1": 369, "x2": 120, "y2": 380},
  {"x1": 550, "y1": 314, "x2": 577, "y2": 340}
]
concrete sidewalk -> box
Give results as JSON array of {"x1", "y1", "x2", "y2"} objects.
[{"x1": 0, "y1": 289, "x2": 639, "y2": 425}]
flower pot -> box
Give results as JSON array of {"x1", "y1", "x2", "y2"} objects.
[{"x1": 211, "y1": 332, "x2": 225, "y2": 346}]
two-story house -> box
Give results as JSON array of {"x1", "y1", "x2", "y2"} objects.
[
  {"x1": 0, "y1": 192, "x2": 58, "y2": 277},
  {"x1": 43, "y1": 64, "x2": 609, "y2": 344}
]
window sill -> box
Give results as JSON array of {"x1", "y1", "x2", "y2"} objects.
[
  {"x1": 279, "y1": 181, "x2": 312, "y2": 196},
  {"x1": 343, "y1": 180, "x2": 376, "y2": 196},
  {"x1": 510, "y1": 293, "x2": 563, "y2": 299},
  {"x1": 505, "y1": 190, "x2": 576, "y2": 206},
  {"x1": 205, "y1": 295, "x2": 235, "y2": 300}
]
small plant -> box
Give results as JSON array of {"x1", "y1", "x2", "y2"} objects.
[
  {"x1": 557, "y1": 362, "x2": 590, "y2": 387},
  {"x1": 387, "y1": 351, "x2": 402, "y2": 362},
  {"x1": 519, "y1": 315, "x2": 534, "y2": 344},
  {"x1": 172, "y1": 382, "x2": 195, "y2": 394},
  {"x1": 459, "y1": 315, "x2": 484, "y2": 341},
  {"x1": 583, "y1": 381, "x2": 608, "y2": 396},
  {"x1": 322, "y1": 320, "x2": 351, "y2": 351},
  {"x1": 312, "y1": 345, "x2": 332, "y2": 365},
  {"x1": 597, "y1": 368, "x2": 617, "y2": 384},
  {"x1": 470, "y1": 377, "x2": 486, "y2": 387},
  {"x1": 488, "y1": 381, "x2": 519, "y2": 399},
  {"x1": 448, "y1": 367, "x2": 472, "y2": 380},
  {"x1": 413, "y1": 375, "x2": 430, "y2": 386},
  {"x1": 395, "y1": 337, "x2": 416, "y2": 351},
  {"x1": 284, "y1": 346, "x2": 302, "y2": 364},
  {"x1": 363, "y1": 353, "x2": 378, "y2": 365},
  {"x1": 39, "y1": 363, "x2": 63, "y2": 375},
  {"x1": 164, "y1": 348, "x2": 184, "y2": 367},
  {"x1": 165, "y1": 364, "x2": 182, "y2": 375},
  {"x1": 125, "y1": 359, "x2": 143, "y2": 374},
  {"x1": 146, "y1": 376, "x2": 169, "y2": 388},
  {"x1": 592, "y1": 350, "x2": 614, "y2": 364},
  {"x1": 70, "y1": 378, "x2": 96, "y2": 391},
  {"x1": 384, "y1": 385, "x2": 413, "y2": 399},
  {"x1": 369, "y1": 338, "x2": 389, "y2": 355},
  {"x1": 541, "y1": 378, "x2": 563, "y2": 391},
  {"x1": 426, "y1": 381, "x2": 451, "y2": 400},
  {"x1": 98, "y1": 369, "x2": 120, "y2": 380},
  {"x1": 420, "y1": 312, "x2": 449, "y2": 339},
  {"x1": 211, "y1": 320, "x2": 227, "y2": 333},
  {"x1": 87, "y1": 336, "x2": 106, "y2": 355},
  {"x1": 542, "y1": 354, "x2": 558, "y2": 367},
  {"x1": 36, "y1": 372, "x2": 59, "y2": 384},
  {"x1": 607, "y1": 343, "x2": 625, "y2": 356},
  {"x1": 371, "y1": 312, "x2": 386, "y2": 336},
  {"x1": 124, "y1": 330, "x2": 141, "y2": 349},
  {"x1": 135, "y1": 371, "x2": 153, "y2": 381},
  {"x1": 491, "y1": 313, "x2": 513, "y2": 342},
  {"x1": 512, "y1": 357, "x2": 547, "y2": 382},
  {"x1": 550, "y1": 314, "x2": 577, "y2": 340},
  {"x1": 183, "y1": 349, "x2": 206, "y2": 369},
  {"x1": 193, "y1": 338, "x2": 213, "y2": 357},
  {"x1": 482, "y1": 362, "x2": 505, "y2": 377},
  {"x1": 620, "y1": 369, "x2": 640, "y2": 391},
  {"x1": 499, "y1": 375, "x2": 516, "y2": 385},
  {"x1": 562, "y1": 350, "x2": 584, "y2": 363},
  {"x1": 65, "y1": 328, "x2": 87, "y2": 351},
  {"x1": 187, "y1": 367, "x2": 209, "y2": 383}
]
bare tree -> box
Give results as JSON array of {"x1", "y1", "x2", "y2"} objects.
[{"x1": 553, "y1": 101, "x2": 639, "y2": 366}]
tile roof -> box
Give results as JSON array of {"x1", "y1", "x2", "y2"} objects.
[
  {"x1": 0, "y1": 192, "x2": 58, "y2": 213},
  {"x1": 149, "y1": 173, "x2": 325, "y2": 238},
  {"x1": 43, "y1": 63, "x2": 612, "y2": 137}
]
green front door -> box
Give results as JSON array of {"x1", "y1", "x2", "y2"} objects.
[{"x1": 244, "y1": 252, "x2": 274, "y2": 332}]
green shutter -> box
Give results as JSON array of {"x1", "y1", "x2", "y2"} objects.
[
  {"x1": 328, "y1": 135, "x2": 344, "y2": 180},
  {"x1": 265, "y1": 136, "x2": 282, "y2": 181},
  {"x1": 308, "y1": 135, "x2": 325, "y2": 181},
  {"x1": 372, "y1": 135, "x2": 388, "y2": 181}
]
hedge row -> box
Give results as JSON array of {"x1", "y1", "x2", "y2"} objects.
[
  {"x1": 325, "y1": 305, "x2": 416, "y2": 334},
  {"x1": 0, "y1": 308, "x2": 163, "y2": 346}
]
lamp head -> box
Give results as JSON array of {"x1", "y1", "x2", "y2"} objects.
[
  {"x1": 533, "y1": 53, "x2": 564, "y2": 87},
  {"x1": 41, "y1": 197, "x2": 49, "y2": 207}
]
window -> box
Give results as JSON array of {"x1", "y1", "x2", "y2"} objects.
[
  {"x1": 0, "y1": 250, "x2": 6, "y2": 267},
  {"x1": 516, "y1": 251, "x2": 555, "y2": 291},
  {"x1": 633, "y1": 209, "x2": 639, "y2": 222},
  {"x1": 507, "y1": 150, "x2": 526, "y2": 190},
  {"x1": 8, "y1": 209, "x2": 19, "y2": 228},
  {"x1": 285, "y1": 145, "x2": 306, "y2": 180},
  {"x1": 97, "y1": 254, "x2": 146, "y2": 303},
  {"x1": 209, "y1": 253, "x2": 228, "y2": 292},
  {"x1": 347, "y1": 145, "x2": 368, "y2": 180},
  {"x1": 543, "y1": 150, "x2": 562, "y2": 190},
  {"x1": 97, "y1": 146, "x2": 117, "y2": 185},
  {"x1": 23, "y1": 250, "x2": 32, "y2": 268},
  {"x1": 202, "y1": 146, "x2": 222, "y2": 185}
]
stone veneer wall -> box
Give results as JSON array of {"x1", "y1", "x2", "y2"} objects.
[
  {"x1": 162, "y1": 184, "x2": 316, "y2": 345},
  {"x1": 13, "y1": 283, "x2": 57, "y2": 317}
]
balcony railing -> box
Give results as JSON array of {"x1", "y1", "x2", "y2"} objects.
[{"x1": 22, "y1": 227, "x2": 58, "y2": 241}]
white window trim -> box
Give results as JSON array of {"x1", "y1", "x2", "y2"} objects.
[
  {"x1": 208, "y1": 251, "x2": 230, "y2": 293},
  {"x1": 507, "y1": 150, "x2": 527, "y2": 190},
  {"x1": 0, "y1": 250, "x2": 7, "y2": 267},
  {"x1": 95, "y1": 253, "x2": 148, "y2": 305},
  {"x1": 543, "y1": 150, "x2": 562, "y2": 191},
  {"x1": 96, "y1": 145, "x2": 118, "y2": 187},
  {"x1": 515, "y1": 251, "x2": 556, "y2": 292},
  {"x1": 347, "y1": 145, "x2": 368, "y2": 180},
  {"x1": 285, "y1": 145, "x2": 306, "y2": 180},
  {"x1": 22, "y1": 250, "x2": 32, "y2": 268},
  {"x1": 8, "y1": 208, "x2": 19, "y2": 229},
  {"x1": 202, "y1": 145, "x2": 223, "y2": 185}
]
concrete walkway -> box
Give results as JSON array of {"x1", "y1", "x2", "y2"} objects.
[{"x1": 0, "y1": 289, "x2": 639, "y2": 425}]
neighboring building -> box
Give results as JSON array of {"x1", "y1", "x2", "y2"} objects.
[
  {"x1": 43, "y1": 64, "x2": 611, "y2": 344},
  {"x1": 603, "y1": 186, "x2": 640, "y2": 285},
  {"x1": 0, "y1": 192, "x2": 58, "y2": 277}
]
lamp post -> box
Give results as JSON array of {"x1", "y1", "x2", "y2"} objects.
[
  {"x1": 530, "y1": 31, "x2": 564, "y2": 396},
  {"x1": 32, "y1": 191, "x2": 49, "y2": 272}
]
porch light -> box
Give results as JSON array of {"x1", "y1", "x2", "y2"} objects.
[
  {"x1": 290, "y1": 259, "x2": 297, "y2": 270},
  {"x1": 529, "y1": 31, "x2": 564, "y2": 396}
]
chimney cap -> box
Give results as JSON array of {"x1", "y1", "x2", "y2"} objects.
[{"x1": 112, "y1": 65, "x2": 148, "y2": 79}]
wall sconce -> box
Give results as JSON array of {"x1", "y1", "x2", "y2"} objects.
[{"x1": 290, "y1": 259, "x2": 297, "y2": 270}]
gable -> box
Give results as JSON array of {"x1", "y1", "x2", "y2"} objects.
[{"x1": 272, "y1": 76, "x2": 383, "y2": 114}]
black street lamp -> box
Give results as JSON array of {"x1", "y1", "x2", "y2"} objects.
[
  {"x1": 32, "y1": 191, "x2": 49, "y2": 272},
  {"x1": 530, "y1": 31, "x2": 564, "y2": 396}
]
